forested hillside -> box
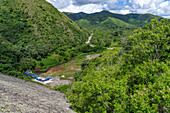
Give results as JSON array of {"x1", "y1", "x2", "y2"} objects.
[
  {"x1": 67, "y1": 19, "x2": 170, "y2": 112},
  {"x1": 0, "y1": 0, "x2": 169, "y2": 112},
  {"x1": 64, "y1": 10, "x2": 163, "y2": 49},
  {"x1": 64, "y1": 10, "x2": 163, "y2": 29},
  {"x1": 75, "y1": 17, "x2": 134, "y2": 29},
  {"x1": 0, "y1": 0, "x2": 89, "y2": 76}
]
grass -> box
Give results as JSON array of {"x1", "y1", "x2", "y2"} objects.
[
  {"x1": 36, "y1": 53, "x2": 61, "y2": 68},
  {"x1": 36, "y1": 58, "x2": 59, "y2": 68},
  {"x1": 53, "y1": 85, "x2": 70, "y2": 94}
]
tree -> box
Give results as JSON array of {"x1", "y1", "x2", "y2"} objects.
[{"x1": 67, "y1": 19, "x2": 170, "y2": 112}]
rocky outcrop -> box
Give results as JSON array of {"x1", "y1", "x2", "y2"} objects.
[{"x1": 0, "y1": 74, "x2": 75, "y2": 113}]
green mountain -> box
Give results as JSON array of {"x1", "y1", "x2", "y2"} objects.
[
  {"x1": 0, "y1": 0, "x2": 89, "y2": 76},
  {"x1": 75, "y1": 17, "x2": 134, "y2": 29},
  {"x1": 75, "y1": 19, "x2": 91, "y2": 29},
  {"x1": 64, "y1": 10, "x2": 163, "y2": 29},
  {"x1": 100, "y1": 17, "x2": 134, "y2": 28}
]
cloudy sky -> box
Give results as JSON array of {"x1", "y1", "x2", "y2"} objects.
[{"x1": 46, "y1": 0, "x2": 170, "y2": 18}]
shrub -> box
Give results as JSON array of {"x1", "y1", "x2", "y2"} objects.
[{"x1": 67, "y1": 19, "x2": 170, "y2": 112}]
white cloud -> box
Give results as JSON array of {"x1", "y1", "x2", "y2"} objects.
[
  {"x1": 46, "y1": 0, "x2": 170, "y2": 18},
  {"x1": 125, "y1": 5, "x2": 130, "y2": 9},
  {"x1": 158, "y1": 1, "x2": 170, "y2": 16},
  {"x1": 120, "y1": 10, "x2": 131, "y2": 14},
  {"x1": 160, "y1": 1, "x2": 168, "y2": 7},
  {"x1": 60, "y1": 4, "x2": 103, "y2": 13},
  {"x1": 127, "y1": 0, "x2": 170, "y2": 17},
  {"x1": 110, "y1": 9, "x2": 132, "y2": 15},
  {"x1": 106, "y1": 0, "x2": 120, "y2": 10},
  {"x1": 129, "y1": 0, "x2": 164, "y2": 9},
  {"x1": 46, "y1": 0, "x2": 71, "y2": 9},
  {"x1": 163, "y1": 16, "x2": 170, "y2": 18},
  {"x1": 73, "y1": 0, "x2": 109, "y2": 5}
]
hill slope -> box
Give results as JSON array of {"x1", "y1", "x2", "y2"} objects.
[
  {"x1": 64, "y1": 10, "x2": 163, "y2": 29},
  {"x1": 75, "y1": 17, "x2": 134, "y2": 29},
  {"x1": 101, "y1": 17, "x2": 134, "y2": 28},
  {"x1": 0, "y1": 0, "x2": 89, "y2": 75}
]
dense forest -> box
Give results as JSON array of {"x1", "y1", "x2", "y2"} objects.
[
  {"x1": 67, "y1": 19, "x2": 170, "y2": 113},
  {"x1": 89, "y1": 28, "x2": 135, "y2": 48},
  {"x1": 64, "y1": 10, "x2": 163, "y2": 29},
  {"x1": 0, "y1": 0, "x2": 90, "y2": 76},
  {"x1": 0, "y1": 0, "x2": 169, "y2": 112},
  {"x1": 64, "y1": 11, "x2": 163, "y2": 48}
]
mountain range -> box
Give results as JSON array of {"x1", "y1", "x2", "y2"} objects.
[{"x1": 64, "y1": 10, "x2": 163, "y2": 29}]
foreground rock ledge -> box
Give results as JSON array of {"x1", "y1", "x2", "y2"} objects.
[{"x1": 0, "y1": 74, "x2": 75, "y2": 113}]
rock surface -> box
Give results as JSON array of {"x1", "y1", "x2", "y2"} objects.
[
  {"x1": 0, "y1": 74, "x2": 75, "y2": 113},
  {"x1": 50, "y1": 76, "x2": 72, "y2": 88},
  {"x1": 86, "y1": 54, "x2": 101, "y2": 60}
]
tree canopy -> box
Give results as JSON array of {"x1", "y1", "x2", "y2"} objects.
[{"x1": 67, "y1": 19, "x2": 170, "y2": 113}]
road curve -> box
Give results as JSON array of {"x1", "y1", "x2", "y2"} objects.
[
  {"x1": 0, "y1": 74, "x2": 75, "y2": 113},
  {"x1": 86, "y1": 33, "x2": 93, "y2": 44}
]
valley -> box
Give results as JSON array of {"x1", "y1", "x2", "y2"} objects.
[
  {"x1": 0, "y1": 0, "x2": 169, "y2": 112},
  {"x1": 31, "y1": 46, "x2": 104, "y2": 93}
]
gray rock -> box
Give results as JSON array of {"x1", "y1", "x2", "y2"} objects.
[{"x1": 0, "y1": 74, "x2": 75, "y2": 113}]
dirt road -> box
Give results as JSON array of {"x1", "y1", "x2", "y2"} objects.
[{"x1": 0, "y1": 74, "x2": 74, "y2": 113}]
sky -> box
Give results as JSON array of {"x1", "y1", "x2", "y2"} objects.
[{"x1": 46, "y1": 0, "x2": 170, "y2": 18}]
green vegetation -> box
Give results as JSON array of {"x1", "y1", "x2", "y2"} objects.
[
  {"x1": 36, "y1": 53, "x2": 62, "y2": 68},
  {"x1": 101, "y1": 17, "x2": 134, "y2": 28},
  {"x1": 91, "y1": 28, "x2": 135, "y2": 47},
  {"x1": 67, "y1": 19, "x2": 170, "y2": 112},
  {"x1": 64, "y1": 10, "x2": 163, "y2": 29},
  {"x1": 54, "y1": 85, "x2": 70, "y2": 94},
  {"x1": 75, "y1": 17, "x2": 134, "y2": 29},
  {"x1": 0, "y1": 0, "x2": 89, "y2": 76},
  {"x1": 64, "y1": 11, "x2": 162, "y2": 49},
  {"x1": 75, "y1": 19, "x2": 91, "y2": 29},
  {"x1": 0, "y1": 0, "x2": 169, "y2": 112},
  {"x1": 36, "y1": 44, "x2": 105, "y2": 68}
]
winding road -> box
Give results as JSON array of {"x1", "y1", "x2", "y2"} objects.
[
  {"x1": 0, "y1": 74, "x2": 74, "y2": 113},
  {"x1": 86, "y1": 33, "x2": 114, "y2": 49},
  {"x1": 86, "y1": 33, "x2": 95, "y2": 47},
  {"x1": 86, "y1": 33, "x2": 93, "y2": 44}
]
